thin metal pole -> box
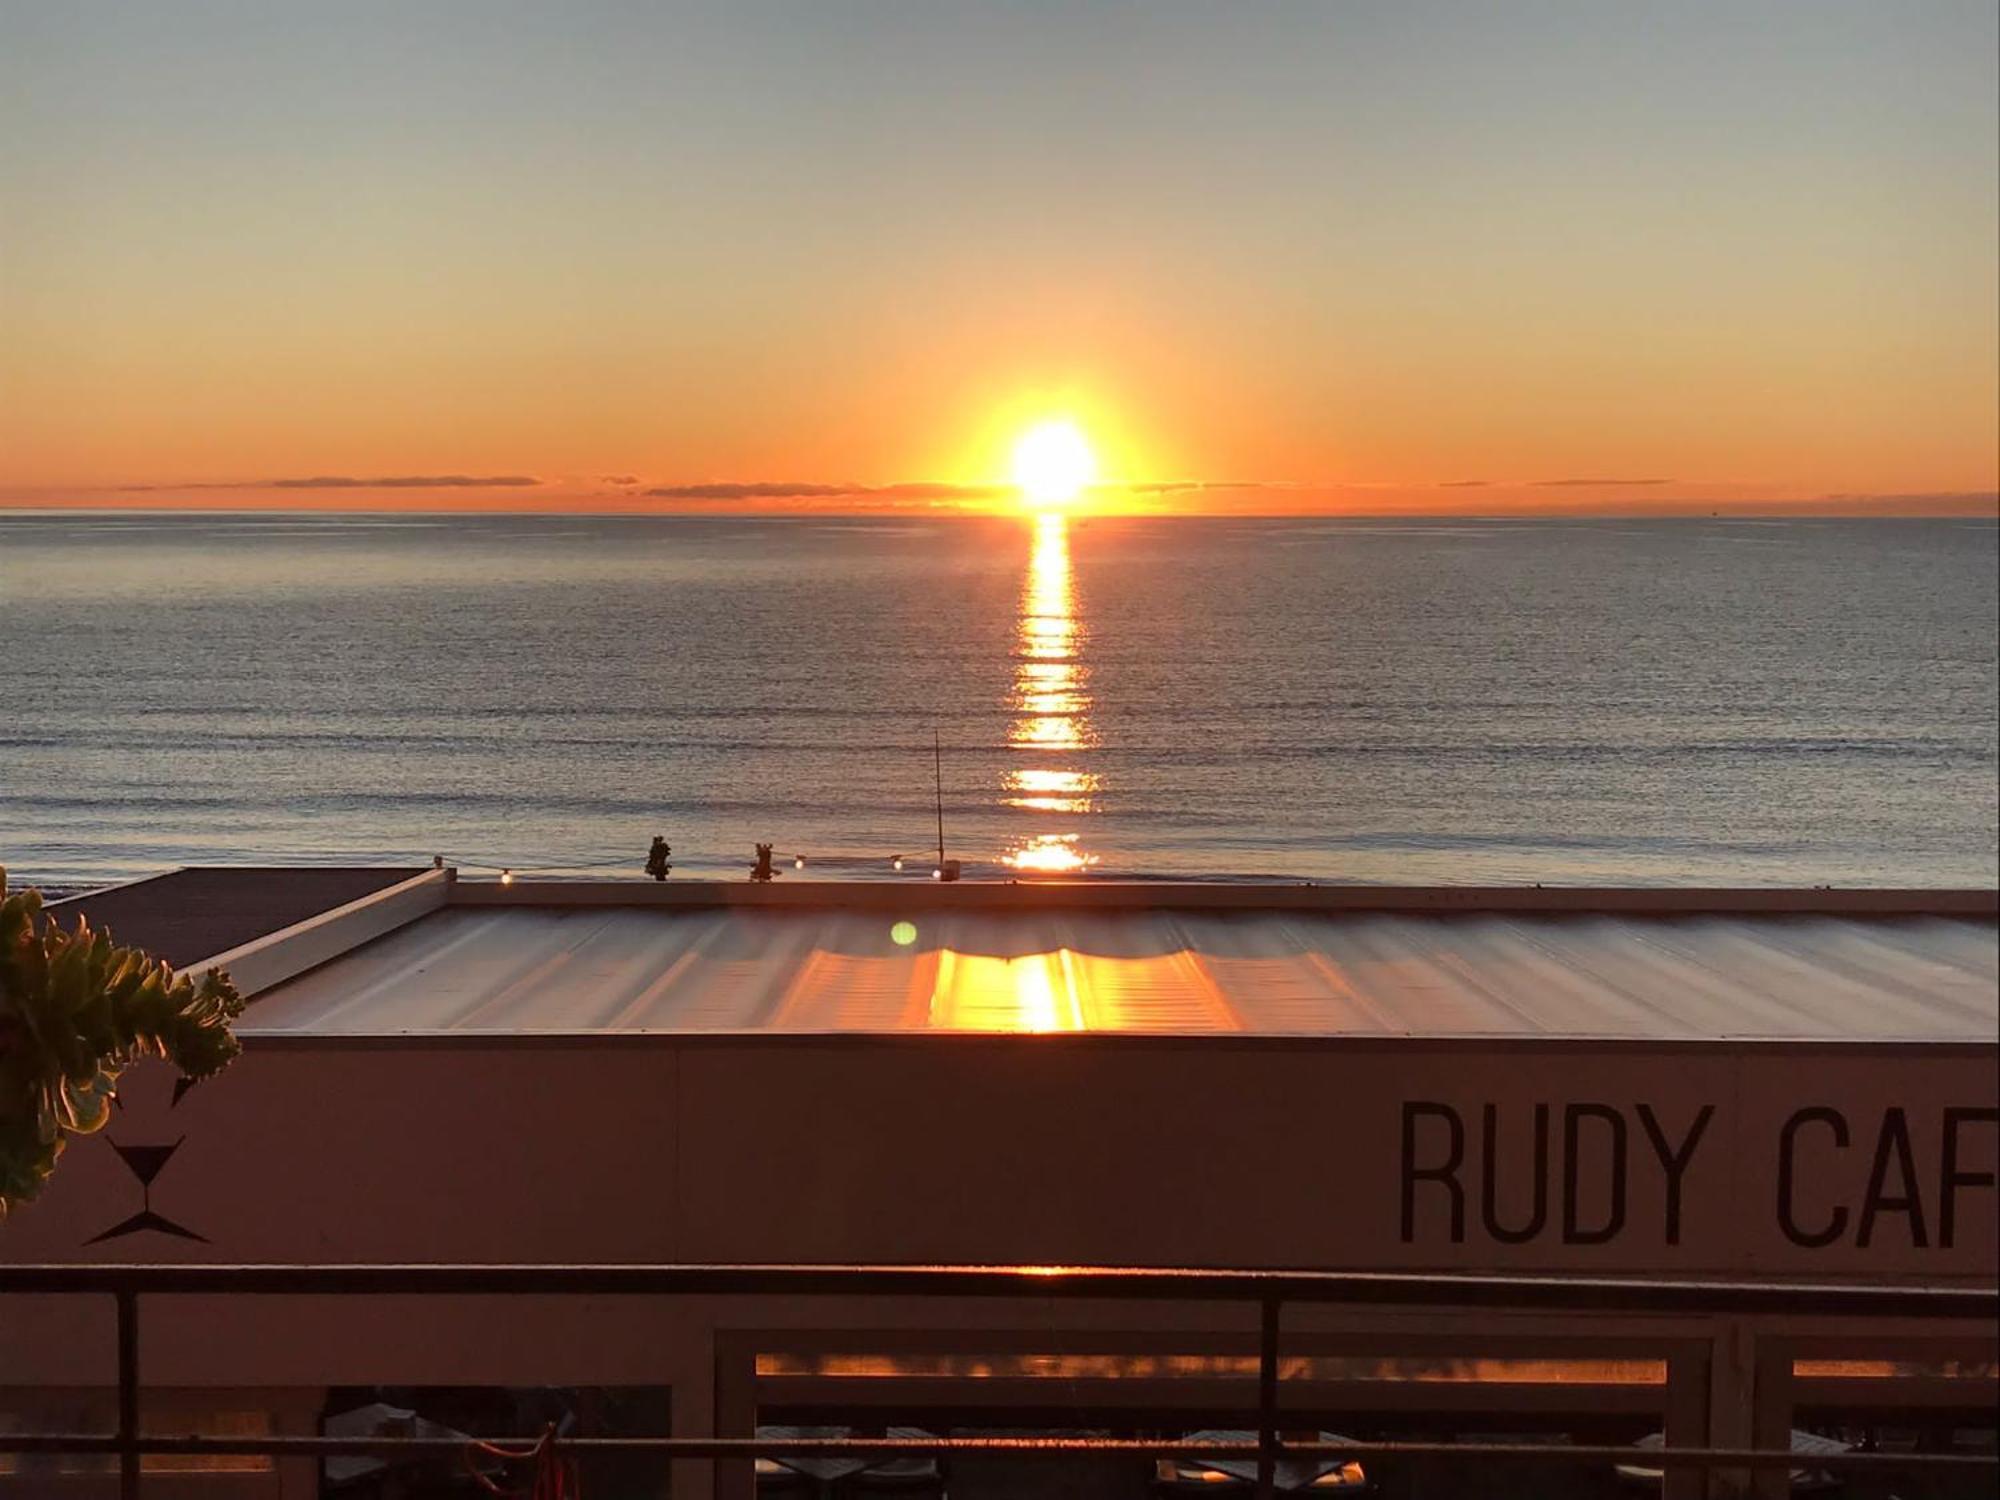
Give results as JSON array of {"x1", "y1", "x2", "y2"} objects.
[
  {"x1": 116, "y1": 1290, "x2": 139, "y2": 1500},
  {"x1": 1257, "y1": 1295, "x2": 1280, "y2": 1500},
  {"x1": 934, "y1": 727, "x2": 946, "y2": 867}
]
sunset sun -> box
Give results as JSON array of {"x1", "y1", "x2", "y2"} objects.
[{"x1": 1010, "y1": 420, "x2": 1098, "y2": 507}]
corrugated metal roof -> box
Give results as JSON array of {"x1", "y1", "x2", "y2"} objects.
[{"x1": 240, "y1": 906, "x2": 1998, "y2": 1040}]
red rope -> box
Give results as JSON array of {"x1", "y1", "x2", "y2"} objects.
[{"x1": 463, "y1": 1423, "x2": 581, "y2": 1500}]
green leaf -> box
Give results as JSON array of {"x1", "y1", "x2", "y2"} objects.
[{"x1": 0, "y1": 866, "x2": 244, "y2": 1217}]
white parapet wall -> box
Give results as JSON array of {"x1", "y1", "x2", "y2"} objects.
[{"x1": 176, "y1": 867, "x2": 453, "y2": 997}]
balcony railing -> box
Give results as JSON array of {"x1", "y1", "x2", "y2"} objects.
[{"x1": 1, "y1": 1262, "x2": 1993, "y2": 1499}]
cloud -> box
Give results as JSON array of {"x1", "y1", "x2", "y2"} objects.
[
  {"x1": 642, "y1": 478, "x2": 1268, "y2": 501},
  {"x1": 644, "y1": 480, "x2": 1008, "y2": 501},
  {"x1": 271, "y1": 474, "x2": 541, "y2": 489},
  {"x1": 1438, "y1": 480, "x2": 1490, "y2": 488},
  {"x1": 121, "y1": 474, "x2": 542, "y2": 492},
  {"x1": 1122, "y1": 480, "x2": 1271, "y2": 494},
  {"x1": 1532, "y1": 477, "x2": 1672, "y2": 487},
  {"x1": 113, "y1": 474, "x2": 1275, "y2": 503}
]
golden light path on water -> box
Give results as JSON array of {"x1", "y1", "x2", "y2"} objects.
[{"x1": 1003, "y1": 512, "x2": 1100, "y2": 873}]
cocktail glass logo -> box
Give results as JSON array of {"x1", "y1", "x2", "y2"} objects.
[{"x1": 88, "y1": 1137, "x2": 207, "y2": 1244}]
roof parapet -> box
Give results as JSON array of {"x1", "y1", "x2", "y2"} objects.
[
  {"x1": 182, "y1": 868, "x2": 452, "y2": 997},
  {"x1": 448, "y1": 878, "x2": 1999, "y2": 918}
]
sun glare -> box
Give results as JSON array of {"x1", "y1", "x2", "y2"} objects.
[{"x1": 1011, "y1": 420, "x2": 1098, "y2": 507}]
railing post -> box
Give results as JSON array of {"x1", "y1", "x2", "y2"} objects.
[
  {"x1": 1257, "y1": 1294, "x2": 1280, "y2": 1500},
  {"x1": 714, "y1": 1333, "x2": 759, "y2": 1500},
  {"x1": 1750, "y1": 1336, "x2": 1795, "y2": 1500},
  {"x1": 1662, "y1": 1344, "x2": 1713, "y2": 1500},
  {"x1": 116, "y1": 1288, "x2": 139, "y2": 1500}
]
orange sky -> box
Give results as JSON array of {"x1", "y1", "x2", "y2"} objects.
[{"x1": 3, "y1": 4, "x2": 1995, "y2": 516}]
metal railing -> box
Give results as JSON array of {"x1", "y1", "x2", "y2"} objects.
[{"x1": 1, "y1": 1262, "x2": 1994, "y2": 1499}]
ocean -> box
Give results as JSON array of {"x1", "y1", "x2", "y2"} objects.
[{"x1": 2, "y1": 510, "x2": 1995, "y2": 891}]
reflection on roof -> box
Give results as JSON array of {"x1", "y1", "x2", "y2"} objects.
[{"x1": 240, "y1": 905, "x2": 1997, "y2": 1040}]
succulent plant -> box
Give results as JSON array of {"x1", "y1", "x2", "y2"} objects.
[{"x1": 0, "y1": 868, "x2": 244, "y2": 1221}]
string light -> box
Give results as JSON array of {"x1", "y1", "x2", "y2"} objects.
[
  {"x1": 439, "y1": 841, "x2": 1084, "y2": 882},
  {"x1": 445, "y1": 854, "x2": 641, "y2": 874}
]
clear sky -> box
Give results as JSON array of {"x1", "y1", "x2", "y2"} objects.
[{"x1": 3, "y1": 1, "x2": 1995, "y2": 514}]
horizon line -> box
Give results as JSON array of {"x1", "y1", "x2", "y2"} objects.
[
  {"x1": 4, "y1": 497, "x2": 1996, "y2": 521},
  {"x1": 5, "y1": 475, "x2": 1995, "y2": 520}
]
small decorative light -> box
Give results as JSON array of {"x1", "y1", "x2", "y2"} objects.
[
  {"x1": 890, "y1": 920, "x2": 918, "y2": 946},
  {"x1": 932, "y1": 868, "x2": 943, "y2": 880},
  {"x1": 892, "y1": 856, "x2": 905, "y2": 871},
  {"x1": 500, "y1": 869, "x2": 514, "y2": 885},
  {"x1": 794, "y1": 856, "x2": 806, "y2": 870}
]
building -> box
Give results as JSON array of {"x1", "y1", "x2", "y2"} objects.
[{"x1": 3, "y1": 868, "x2": 1996, "y2": 1498}]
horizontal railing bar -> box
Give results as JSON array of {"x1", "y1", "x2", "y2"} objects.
[
  {"x1": 1, "y1": 1263, "x2": 1991, "y2": 1318},
  {"x1": 0, "y1": 1434, "x2": 1991, "y2": 1472}
]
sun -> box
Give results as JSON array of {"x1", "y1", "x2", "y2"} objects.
[{"x1": 1010, "y1": 420, "x2": 1098, "y2": 507}]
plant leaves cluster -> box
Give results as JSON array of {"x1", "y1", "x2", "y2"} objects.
[{"x1": 0, "y1": 868, "x2": 244, "y2": 1220}]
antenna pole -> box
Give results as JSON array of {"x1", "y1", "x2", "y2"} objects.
[{"x1": 934, "y1": 727, "x2": 946, "y2": 867}]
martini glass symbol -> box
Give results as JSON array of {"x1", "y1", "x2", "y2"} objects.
[{"x1": 87, "y1": 1138, "x2": 206, "y2": 1244}]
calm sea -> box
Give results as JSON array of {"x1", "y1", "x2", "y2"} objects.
[{"x1": 2, "y1": 511, "x2": 1995, "y2": 890}]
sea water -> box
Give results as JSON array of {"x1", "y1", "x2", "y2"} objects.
[{"x1": 2, "y1": 511, "x2": 1994, "y2": 889}]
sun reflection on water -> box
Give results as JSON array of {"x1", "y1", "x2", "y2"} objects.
[
  {"x1": 1003, "y1": 513, "x2": 1099, "y2": 873},
  {"x1": 1006, "y1": 832, "x2": 1095, "y2": 872},
  {"x1": 1003, "y1": 766, "x2": 1098, "y2": 814}
]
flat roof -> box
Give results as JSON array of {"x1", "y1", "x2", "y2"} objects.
[
  {"x1": 242, "y1": 900, "x2": 1998, "y2": 1042},
  {"x1": 43, "y1": 865, "x2": 429, "y2": 970}
]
